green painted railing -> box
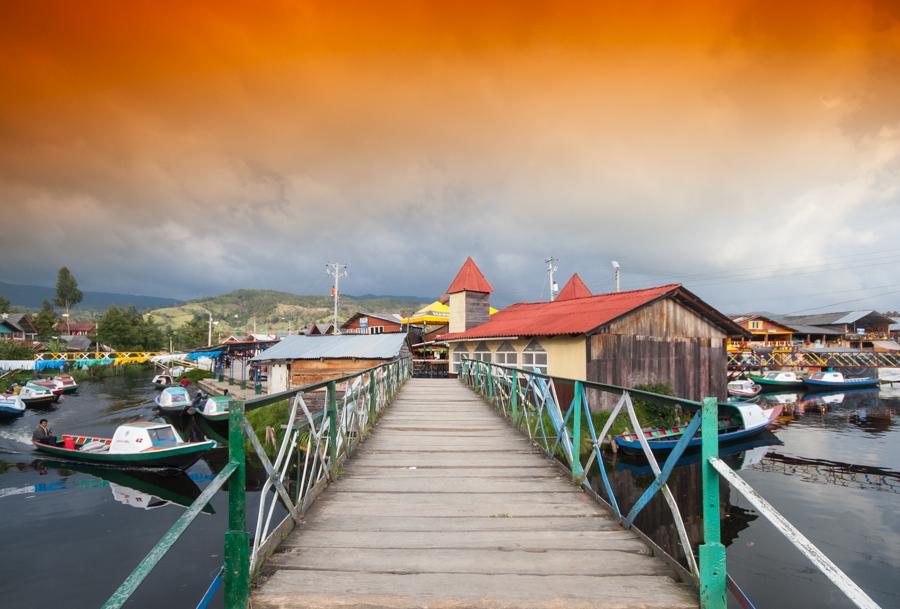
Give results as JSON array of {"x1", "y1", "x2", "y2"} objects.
[
  {"x1": 459, "y1": 358, "x2": 882, "y2": 609},
  {"x1": 102, "y1": 357, "x2": 411, "y2": 609}
]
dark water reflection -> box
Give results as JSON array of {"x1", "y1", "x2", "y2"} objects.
[
  {"x1": 587, "y1": 388, "x2": 899, "y2": 609},
  {"x1": 0, "y1": 370, "x2": 276, "y2": 609}
]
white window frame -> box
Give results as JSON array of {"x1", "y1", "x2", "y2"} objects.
[
  {"x1": 521, "y1": 339, "x2": 548, "y2": 375},
  {"x1": 452, "y1": 346, "x2": 471, "y2": 373},
  {"x1": 472, "y1": 341, "x2": 492, "y2": 363},
  {"x1": 494, "y1": 341, "x2": 518, "y2": 367}
]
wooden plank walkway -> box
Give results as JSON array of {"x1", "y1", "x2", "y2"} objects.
[{"x1": 252, "y1": 378, "x2": 697, "y2": 609}]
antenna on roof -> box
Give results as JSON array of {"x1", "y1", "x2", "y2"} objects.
[
  {"x1": 611, "y1": 261, "x2": 621, "y2": 292},
  {"x1": 325, "y1": 262, "x2": 349, "y2": 334},
  {"x1": 545, "y1": 257, "x2": 559, "y2": 301}
]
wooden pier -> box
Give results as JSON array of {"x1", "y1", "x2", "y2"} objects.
[{"x1": 252, "y1": 378, "x2": 696, "y2": 609}]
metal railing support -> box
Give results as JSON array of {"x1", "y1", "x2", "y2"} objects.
[
  {"x1": 699, "y1": 396, "x2": 726, "y2": 609},
  {"x1": 224, "y1": 401, "x2": 249, "y2": 609},
  {"x1": 369, "y1": 371, "x2": 377, "y2": 419},
  {"x1": 570, "y1": 381, "x2": 584, "y2": 479},
  {"x1": 510, "y1": 368, "x2": 518, "y2": 420},
  {"x1": 327, "y1": 381, "x2": 338, "y2": 459}
]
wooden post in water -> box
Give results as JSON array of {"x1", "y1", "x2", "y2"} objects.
[
  {"x1": 699, "y1": 396, "x2": 726, "y2": 609},
  {"x1": 224, "y1": 400, "x2": 249, "y2": 608}
]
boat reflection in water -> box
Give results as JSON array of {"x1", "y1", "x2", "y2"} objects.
[{"x1": 39, "y1": 460, "x2": 215, "y2": 513}]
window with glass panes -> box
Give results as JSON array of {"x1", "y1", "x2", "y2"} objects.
[
  {"x1": 472, "y1": 341, "x2": 492, "y2": 363},
  {"x1": 494, "y1": 341, "x2": 518, "y2": 366},
  {"x1": 452, "y1": 346, "x2": 470, "y2": 373},
  {"x1": 521, "y1": 339, "x2": 548, "y2": 374}
]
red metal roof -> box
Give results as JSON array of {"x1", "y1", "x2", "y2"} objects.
[
  {"x1": 439, "y1": 284, "x2": 683, "y2": 340},
  {"x1": 556, "y1": 273, "x2": 592, "y2": 301},
  {"x1": 446, "y1": 257, "x2": 493, "y2": 294}
]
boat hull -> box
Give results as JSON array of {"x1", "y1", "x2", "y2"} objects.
[
  {"x1": 614, "y1": 408, "x2": 781, "y2": 455},
  {"x1": 802, "y1": 378, "x2": 879, "y2": 391},
  {"x1": 752, "y1": 376, "x2": 804, "y2": 389},
  {"x1": 33, "y1": 437, "x2": 216, "y2": 469},
  {"x1": 21, "y1": 395, "x2": 57, "y2": 408},
  {"x1": 0, "y1": 405, "x2": 26, "y2": 419}
]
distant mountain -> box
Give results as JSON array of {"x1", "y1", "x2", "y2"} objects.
[
  {"x1": 0, "y1": 280, "x2": 181, "y2": 311},
  {"x1": 148, "y1": 289, "x2": 428, "y2": 332},
  {"x1": 351, "y1": 293, "x2": 434, "y2": 302}
]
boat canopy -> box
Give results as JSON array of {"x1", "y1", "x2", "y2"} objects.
[
  {"x1": 110, "y1": 422, "x2": 185, "y2": 455},
  {"x1": 808, "y1": 371, "x2": 844, "y2": 382},
  {"x1": 157, "y1": 386, "x2": 191, "y2": 407},
  {"x1": 204, "y1": 396, "x2": 230, "y2": 416},
  {"x1": 762, "y1": 371, "x2": 800, "y2": 382}
]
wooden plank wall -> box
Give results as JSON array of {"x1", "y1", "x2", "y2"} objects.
[
  {"x1": 586, "y1": 298, "x2": 728, "y2": 410},
  {"x1": 290, "y1": 358, "x2": 390, "y2": 388},
  {"x1": 465, "y1": 292, "x2": 490, "y2": 330}
]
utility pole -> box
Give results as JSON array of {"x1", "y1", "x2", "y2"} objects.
[
  {"x1": 207, "y1": 311, "x2": 213, "y2": 346},
  {"x1": 325, "y1": 262, "x2": 349, "y2": 334},
  {"x1": 545, "y1": 256, "x2": 559, "y2": 301},
  {"x1": 612, "y1": 261, "x2": 621, "y2": 292}
]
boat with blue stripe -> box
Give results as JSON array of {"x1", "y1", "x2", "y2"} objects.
[{"x1": 801, "y1": 371, "x2": 879, "y2": 391}]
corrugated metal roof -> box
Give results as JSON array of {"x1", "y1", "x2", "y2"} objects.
[
  {"x1": 440, "y1": 284, "x2": 685, "y2": 340},
  {"x1": 252, "y1": 333, "x2": 407, "y2": 361},
  {"x1": 447, "y1": 257, "x2": 493, "y2": 294}
]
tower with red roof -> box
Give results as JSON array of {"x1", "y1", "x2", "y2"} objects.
[{"x1": 446, "y1": 257, "x2": 493, "y2": 334}]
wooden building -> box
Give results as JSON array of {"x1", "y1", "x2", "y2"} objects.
[
  {"x1": 439, "y1": 262, "x2": 746, "y2": 406},
  {"x1": 1, "y1": 314, "x2": 37, "y2": 342},
  {"x1": 341, "y1": 312, "x2": 404, "y2": 335},
  {"x1": 729, "y1": 314, "x2": 794, "y2": 348},
  {"x1": 252, "y1": 333, "x2": 409, "y2": 393},
  {"x1": 782, "y1": 311, "x2": 895, "y2": 347}
]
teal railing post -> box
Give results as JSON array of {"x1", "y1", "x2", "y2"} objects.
[
  {"x1": 699, "y1": 396, "x2": 726, "y2": 609},
  {"x1": 327, "y1": 381, "x2": 338, "y2": 462},
  {"x1": 369, "y1": 371, "x2": 377, "y2": 420},
  {"x1": 511, "y1": 368, "x2": 518, "y2": 421},
  {"x1": 224, "y1": 400, "x2": 249, "y2": 609},
  {"x1": 487, "y1": 364, "x2": 494, "y2": 401},
  {"x1": 571, "y1": 381, "x2": 584, "y2": 479}
]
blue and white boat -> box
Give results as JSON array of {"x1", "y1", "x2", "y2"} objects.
[
  {"x1": 0, "y1": 394, "x2": 27, "y2": 419},
  {"x1": 154, "y1": 386, "x2": 192, "y2": 413},
  {"x1": 614, "y1": 402, "x2": 783, "y2": 455},
  {"x1": 802, "y1": 371, "x2": 879, "y2": 391}
]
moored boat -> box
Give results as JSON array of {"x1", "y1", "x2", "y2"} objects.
[
  {"x1": 32, "y1": 380, "x2": 63, "y2": 402},
  {"x1": 154, "y1": 386, "x2": 192, "y2": 413},
  {"x1": 751, "y1": 370, "x2": 805, "y2": 389},
  {"x1": 198, "y1": 395, "x2": 231, "y2": 422},
  {"x1": 32, "y1": 421, "x2": 216, "y2": 469},
  {"x1": 151, "y1": 374, "x2": 174, "y2": 390},
  {"x1": 614, "y1": 402, "x2": 783, "y2": 455},
  {"x1": 50, "y1": 374, "x2": 79, "y2": 394},
  {"x1": 802, "y1": 371, "x2": 879, "y2": 391},
  {"x1": 17, "y1": 382, "x2": 57, "y2": 407},
  {"x1": 0, "y1": 394, "x2": 27, "y2": 419},
  {"x1": 727, "y1": 379, "x2": 761, "y2": 398}
]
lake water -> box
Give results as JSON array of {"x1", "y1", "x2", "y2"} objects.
[
  {"x1": 591, "y1": 386, "x2": 899, "y2": 609},
  {"x1": 1, "y1": 373, "x2": 896, "y2": 609},
  {"x1": 0, "y1": 370, "x2": 273, "y2": 609}
]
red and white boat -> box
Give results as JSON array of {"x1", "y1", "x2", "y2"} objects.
[{"x1": 727, "y1": 379, "x2": 762, "y2": 398}]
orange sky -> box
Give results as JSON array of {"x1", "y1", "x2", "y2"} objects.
[{"x1": 0, "y1": 1, "x2": 898, "y2": 309}]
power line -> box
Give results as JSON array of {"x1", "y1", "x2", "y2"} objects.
[{"x1": 785, "y1": 287, "x2": 900, "y2": 314}]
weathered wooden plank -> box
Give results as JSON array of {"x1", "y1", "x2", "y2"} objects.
[
  {"x1": 267, "y1": 547, "x2": 670, "y2": 576},
  {"x1": 330, "y1": 476, "x2": 576, "y2": 494},
  {"x1": 253, "y1": 571, "x2": 697, "y2": 609},
  {"x1": 307, "y1": 498, "x2": 606, "y2": 518},
  {"x1": 299, "y1": 515, "x2": 620, "y2": 532}
]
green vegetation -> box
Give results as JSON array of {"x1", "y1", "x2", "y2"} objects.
[
  {"x1": 33, "y1": 300, "x2": 59, "y2": 340},
  {"x1": 178, "y1": 368, "x2": 213, "y2": 383},
  {"x1": 0, "y1": 294, "x2": 9, "y2": 314},
  {"x1": 0, "y1": 370, "x2": 34, "y2": 392},
  {"x1": 95, "y1": 305, "x2": 165, "y2": 350},
  {"x1": 245, "y1": 399, "x2": 291, "y2": 458},
  {"x1": 149, "y1": 289, "x2": 428, "y2": 336},
  {"x1": 173, "y1": 316, "x2": 209, "y2": 350},
  {"x1": 54, "y1": 266, "x2": 83, "y2": 319},
  {"x1": 0, "y1": 341, "x2": 35, "y2": 360}
]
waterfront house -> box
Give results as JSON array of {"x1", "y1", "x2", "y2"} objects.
[
  {"x1": 306, "y1": 323, "x2": 335, "y2": 336},
  {"x1": 341, "y1": 312, "x2": 404, "y2": 335},
  {"x1": 729, "y1": 314, "x2": 794, "y2": 348},
  {"x1": 54, "y1": 321, "x2": 96, "y2": 337},
  {"x1": 438, "y1": 258, "x2": 746, "y2": 406},
  {"x1": 781, "y1": 311, "x2": 894, "y2": 348},
  {"x1": 1, "y1": 313, "x2": 37, "y2": 342},
  {"x1": 252, "y1": 333, "x2": 409, "y2": 393}
]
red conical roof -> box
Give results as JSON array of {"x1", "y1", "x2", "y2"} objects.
[
  {"x1": 447, "y1": 257, "x2": 493, "y2": 294},
  {"x1": 556, "y1": 273, "x2": 592, "y2": 301}
]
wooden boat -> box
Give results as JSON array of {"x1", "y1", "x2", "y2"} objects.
[
  {"x1": 151, "y1": 374, "x2": 174, "y2": 390},
  {"x1": 614, "y1": 402, "x2": 783, "y2": 455},
  {"x1": 0, "y1": 394, "x2": 27, "y2": 419},
  {"x1": 727, "y1": 379, "x2": 761, "y2": 398},
  {"x1": 17, "y1": 382, "x2": 57, "y2": 407},
  {"x1": 50, "y1": 374, "x2": 79, "y2": 394},
  {"x1": 802, "y1": 371, "x2": 880, "y2": 391},
  {"x1": 32, "y1": 421, "x2": 216, "y2": 469},
  {"x1": 198, "y1": 395, "x2": 231, "y2": 422},
  {"x1": 32, "y1": 380, "x2": 63, "y2": 402},
  {"x1": 750, "y1": 371, "x2": 804, "y2": 389},
  {"x1": 154, "y1": 386, "x2": 192, "y2": 413}
]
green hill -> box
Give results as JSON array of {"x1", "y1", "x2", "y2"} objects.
[{"x1": 148, "y1": 289, "x2": 428, "y2": 334}]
